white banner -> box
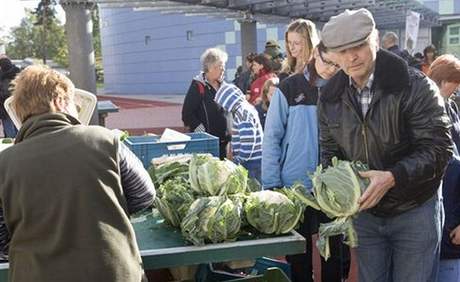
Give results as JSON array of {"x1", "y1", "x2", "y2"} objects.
[{"x1": 405, "y1": 11, "x2": 420, "y2": 54}]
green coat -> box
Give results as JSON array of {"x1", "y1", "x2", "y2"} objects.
[{"x1": 0, "y1": 113, "x2": 145, "y2": 282}]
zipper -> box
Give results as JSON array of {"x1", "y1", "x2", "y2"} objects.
[
  {"x1": 344, "y1": 99, "x2": 370, "y2": 164},
  {"x1": 361, "y1": 124, "x2": 370, "y2": 164}
]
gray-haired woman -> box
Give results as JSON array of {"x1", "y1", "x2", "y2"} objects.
[{"x1": 181, "y1": 47, "x2": 229, "y2": 159}]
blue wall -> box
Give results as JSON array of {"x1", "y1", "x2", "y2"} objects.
[{"x1": 100, "y1": 8, "x2": 287, "y2": 95}]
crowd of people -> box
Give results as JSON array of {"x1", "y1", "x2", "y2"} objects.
[
  {"x1": 181, "y1": 7, "x2": 460, "y2": 282},
  {"x1": 0, "y1": 6, "x2": 459, "y2": 282}
]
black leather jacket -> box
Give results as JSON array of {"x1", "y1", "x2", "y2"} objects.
[{"x1": 318, "y1": 50, "x2": 453, "y2": 217}]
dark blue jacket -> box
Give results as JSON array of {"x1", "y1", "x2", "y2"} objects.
[{"x1": 441, "y1": 99, "x2": 460, "y2": 260}]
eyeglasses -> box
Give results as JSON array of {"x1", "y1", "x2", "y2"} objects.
[{"x1": 318, "y1": 50, "x2": 340, "y2": 69}]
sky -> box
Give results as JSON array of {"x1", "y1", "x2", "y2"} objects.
[{"x1": 0, "y1": 0, "x2": 65, "y2": 37}]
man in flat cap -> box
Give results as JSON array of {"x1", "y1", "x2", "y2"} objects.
[{"x1": 318, "y1": 8, "x2": 452, "y2": 282}]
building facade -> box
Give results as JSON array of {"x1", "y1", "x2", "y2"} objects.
[
  {"x1": 100, "y1": 8, "x2": 286, "y2": 95},
  {"x1": 423, "y1": 0, "x2": 460, "y2": 57}
]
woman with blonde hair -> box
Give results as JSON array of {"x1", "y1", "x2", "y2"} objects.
[{"x1": 278, "y1": 19, "x2": 319, "y2": 82}]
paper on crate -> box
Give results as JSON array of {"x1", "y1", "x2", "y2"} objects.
[{"x1": 160, "y1": 128, "x2": 191, "y2": 150}]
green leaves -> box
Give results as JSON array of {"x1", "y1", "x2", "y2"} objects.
[
  {"x1": 154, "y1": 178, "x2": 195, "y2": 227},
  {"x1": 190, "y1": 156, "x2": 248, "y2": 196},
  {"x1": 181, "y1": 196, "x2": 242, "y2": 245},
  {"x1": 245, "y1": 190, "x2": 303, "y2": 235},
  {"x1": 307, "y1": 157, "x2": 369, "y2": 260}
]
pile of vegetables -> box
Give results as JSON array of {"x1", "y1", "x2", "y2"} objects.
[
  {"x1": 148, "y1": 154, "x2": 370, "y2": 250},
  {"x1": 148, "y1": 154, "x2": 305, "y2": 246},
  {"x1": 294, "y1": 157, "x2": 368, "y2": 260}
]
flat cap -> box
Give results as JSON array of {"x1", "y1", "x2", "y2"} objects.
[
  {"x1": 265, "y1": 39, "x2": 280, "y2": 48},
  {"x1": 322, "y1": 8, "x2": 376, "y2": 52}
]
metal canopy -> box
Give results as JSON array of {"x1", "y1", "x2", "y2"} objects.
[{"x1": 72, "y1": 0, "x2": 440, "y2": 28}]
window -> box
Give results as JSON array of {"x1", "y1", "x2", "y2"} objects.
[
  {"x1": 144, "y1": 35, "x2": 151, "y2": 46},
  {"x1": 448, "y1": 25, "x2": 460, "y2": 46},
  {"x1": 186, "y1": 30, "x2": 193, "y2": 41}
]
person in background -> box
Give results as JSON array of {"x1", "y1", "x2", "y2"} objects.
[
  {"x1": 0, "y1": 57, "x2": 20, "y2": 138},
  {"x1": 411, "y1": 52, "x2": 424, "y2": 70},
  {"x1": 236, "y1": 52, "x2": 256, "y2": 94},
  {"x1": 264, "y1": 39, "x2": 284, "y2": 73},
  {"x1": 232, "y1": 65, "x2": 243, "y2": 85},
  {"x1": 255, "y1": 77, "x2": 278, "y2": 129},
  {"x1": 182, "y1": 48, "x2": 229, "y2": 159},
  {"x1": 248, "y1": 54, "x2": 276, "y2": 105},
  {"x1": 381, "y1": 32, "x2": 412, "y2": 63},
  {"x1": 278, "y1": 19, "x2": 319, "y2": 82},
  {"x1": 215, "y1": 82, "x2": 263, "y2": 182},
  {"x1": 427, "y1": 54, "x2": 460, "y2": 282},
  {"x1": 262, "y1": 37, "x2": 342, "y2": 280},
  {"x1": 0, "y1": 65, "x2": 155, "y2": 282},
  {"x1": 320, "y1": 9, "x2": 452, "y2": 282},
  {"x1": 421, "y1": 44, "x2": 437, "y2": 74}
]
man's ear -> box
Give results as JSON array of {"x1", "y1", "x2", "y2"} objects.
[{"x1": 52, "y1": 97, "x2": 65, "y2": 112}]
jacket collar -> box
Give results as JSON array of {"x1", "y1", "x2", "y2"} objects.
[
  {"x1": 321, "y1": 49, "x2": 410, "y2": 102},
  {"x1": 16, "y1": 112, "x2": 81, "y2": 144}
]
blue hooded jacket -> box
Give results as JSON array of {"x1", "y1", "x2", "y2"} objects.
[{"x1": 215, "y1": 83, "x2": 263, "y2": 164}]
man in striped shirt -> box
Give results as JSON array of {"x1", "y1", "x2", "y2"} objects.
[{"x1": 215, "y1": 82, "x2": 264, "y2": 182}]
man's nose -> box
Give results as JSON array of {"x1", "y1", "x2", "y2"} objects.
[{"x1": 345, "y1": 50, "x2": 358, "y2": 62}]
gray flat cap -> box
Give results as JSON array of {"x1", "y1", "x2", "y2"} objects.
[{"x1": 322, "y1": 8, "x2": 376, "y2": 52}]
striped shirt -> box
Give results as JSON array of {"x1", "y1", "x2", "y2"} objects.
[
  {"x1": 215, "y1": 83, "x2": 264, "y2": 163},
  {"x1": 231, "y1": 106, "x2": 264, "y2": 162}
]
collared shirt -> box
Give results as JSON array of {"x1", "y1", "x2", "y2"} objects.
[{"x1": 350, "y1": 73, "x2": 374, "y2": 118}]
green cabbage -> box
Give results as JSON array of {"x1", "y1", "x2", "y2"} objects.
[
  {"x1": 189, "y1": 156, "x2": 248, "y2": 196},
  {"x1": 154, "y1": 178, "x2": 195, "y2": 227},
  {"x1": 181, "y1": 196, "x2": 242, "y2": 245},
  {"x1": 245, "y1": 190, "x2": 303, "y2": 235},
  {"x1": 294, "y1": 157, "x2": 368, "y2": 260},
  {"x1": 149, "y1": 161, "x2": 189, "y2": 187},
  {"x1": 189, "y1": 155, "x2": 213, "y2": 193}
]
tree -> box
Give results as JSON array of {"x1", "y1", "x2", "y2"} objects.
[
  {"x1": 33, "y1": 0, "x2": 58, "y2": 64},
  {"x1": 91, "y1": 7, "x2": 104, "y2": 82},
  {"x1": 6, "y1": 2, "x2": 103, "y2": 75},
  {"x1": 5, "y1": 9, "x2": 68, "y2": 66}
]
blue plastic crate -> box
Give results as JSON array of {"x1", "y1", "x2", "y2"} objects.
[{"x1": 124, "y1": 132, "x2": 219, "y2": 168}]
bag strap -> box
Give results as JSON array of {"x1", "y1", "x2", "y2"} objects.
[{"x1": 196, "y1": 81, "x2": 205, "y2": 97}]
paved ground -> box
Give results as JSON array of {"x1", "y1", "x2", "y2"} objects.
[
  {"x1": 0, "y1": 93, "x2": 186, "y2": 137},
  {"x1": 98, "y1": 93, "x2": 186, "y2": 135}
]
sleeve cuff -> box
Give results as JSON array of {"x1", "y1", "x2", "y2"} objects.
[{"x1": 389, "y1": 164, "x2": 408, "y2": 188}]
